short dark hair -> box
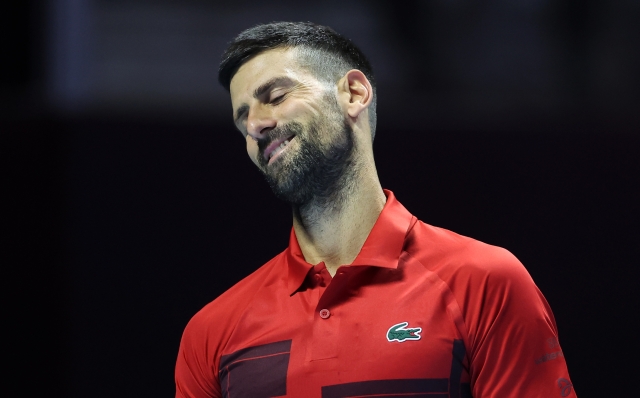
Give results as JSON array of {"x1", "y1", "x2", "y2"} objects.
[{"x1": 219, "y1": 21, "x2": 377, "y2": 136}]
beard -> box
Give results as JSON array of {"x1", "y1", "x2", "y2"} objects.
[{"x1": 255, "y1": 100, "x2": 355, "y2": 207}]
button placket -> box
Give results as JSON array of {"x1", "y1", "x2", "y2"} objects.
[
  {"x1": 307, "y1": 306, "x2": 339, "y2": 361},
  {"x1": 306, "y1": 265, "x2": 341, "y2": 361},
  {"x1": 319, "y1": 309, "x2": 331, "y2": 319}
]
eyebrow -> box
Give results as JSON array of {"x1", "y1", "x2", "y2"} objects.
[{"x1": 233, "y1": 76, "x2": 296, "y2": 126}]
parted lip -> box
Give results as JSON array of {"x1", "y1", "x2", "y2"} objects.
[{"x1": 263, "y1": 134, "x2": 295, "y2": 161}]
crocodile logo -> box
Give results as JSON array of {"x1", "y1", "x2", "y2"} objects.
[{"x1": 386, "y1": 322, "x2": 422, "y2": 342}]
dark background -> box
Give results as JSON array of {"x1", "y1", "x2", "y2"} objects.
[{"x1": 5, "y1": 1, "x2": 639, "y2": 397}]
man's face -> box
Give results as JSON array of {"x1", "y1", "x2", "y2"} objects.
[{"x1": 229, "y1": 48, "x2": 354, "y2": 205}]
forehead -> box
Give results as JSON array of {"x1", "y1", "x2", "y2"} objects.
[{"x1": 229, "y1": 48, "x2": 311, "y2": 106}]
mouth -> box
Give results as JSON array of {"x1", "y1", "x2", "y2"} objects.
[{"x1": 264, "y1": 135, "x2": 295, "y2": 163}]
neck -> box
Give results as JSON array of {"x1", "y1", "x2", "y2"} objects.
[{"x1": 292, "y1": 157, "x2": 386, "y2": 276}]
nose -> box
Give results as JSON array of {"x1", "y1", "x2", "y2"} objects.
[{"x1": 246, "y1": 104, "x2": 276, "y2": 140}]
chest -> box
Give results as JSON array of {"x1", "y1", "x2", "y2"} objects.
[{"x1": 218, "y1": 260, "x2": 470, "y2": 397}]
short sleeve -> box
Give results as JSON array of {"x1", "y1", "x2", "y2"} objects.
[
  {"x1": 175, "y1": 314, "x2": 221, "y2": 398},
  {"x1": 460, "y1": 249, "x2": 576, "y2": 397}
]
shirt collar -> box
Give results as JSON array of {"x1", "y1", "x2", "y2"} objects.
[{"x1": 286, "y1": 189, "x2": 416, "y2": 295}]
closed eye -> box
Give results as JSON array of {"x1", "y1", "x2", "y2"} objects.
[{"x1": 269, "y1": 91, "x2": 286, "y2": 104}]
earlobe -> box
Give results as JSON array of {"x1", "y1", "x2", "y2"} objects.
[{"x1": 341, "y1": 69, "x2": 372, "y2": 118}]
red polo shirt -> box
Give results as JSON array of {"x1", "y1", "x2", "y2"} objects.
[{"x1": 176, "y1": 190, "x2": 575, "y2": 397}]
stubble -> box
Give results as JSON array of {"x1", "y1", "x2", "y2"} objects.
[{"x1": 255, "y1": 95, "x2": 356, "y2": 218}]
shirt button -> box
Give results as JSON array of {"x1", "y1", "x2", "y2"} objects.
[{"x1": 319, "y1": 309, "x2": 331, "y2": 319}]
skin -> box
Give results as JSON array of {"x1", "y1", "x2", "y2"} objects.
[{"x1": 229, "y1": 47, "x2": 386, "y2": 276}]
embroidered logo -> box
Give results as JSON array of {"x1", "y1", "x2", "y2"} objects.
[
  {"x1": 557, "y1": 378, "x2": 573, "y2": 397},
  {"x1": 386, "y1": 322, "x2": 422, "y2": 342}
]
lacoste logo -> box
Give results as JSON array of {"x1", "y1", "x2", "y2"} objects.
[{"x1": 386, "y1": 322, "x2": 422, "y2": 342}]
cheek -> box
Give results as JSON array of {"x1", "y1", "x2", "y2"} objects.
[{"x1": 246, "y1": 137, "x2": 260, "y2": 166}]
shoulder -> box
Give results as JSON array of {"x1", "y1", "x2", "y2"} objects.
[
  {"x1": 176, "y1": 251, "x2": 287, "y2": 397},
  {"x1": 404, "y1": 219, "x2": 557, "y2": 339},
  {"x1": 185, "y1": 251, "x2": 286, "y2": 336},
  {"x1": 405, "y1": 220, "x2": 529, "y2": 284},
  {"x1": 403, "y1": 221, "x2": 549, "y2": 331},
  {"x1": 178, "y1": 251, "x2": 286, "y2": 365},
  {"x1": 401, "y1": 224, "x2": 573, "y2": 396}
]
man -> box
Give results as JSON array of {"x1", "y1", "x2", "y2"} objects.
[{"x1": 175, "y1": 22, "x2": 575, "y2": 397}]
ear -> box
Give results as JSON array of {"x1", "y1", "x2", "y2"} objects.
[{"x1": 338, "y1": 69, "x2": 373, "y2": 119}]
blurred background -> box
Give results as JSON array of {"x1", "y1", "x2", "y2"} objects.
[{"x1": 4, "y1": 0, "x2": 639, "y2": 396}]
